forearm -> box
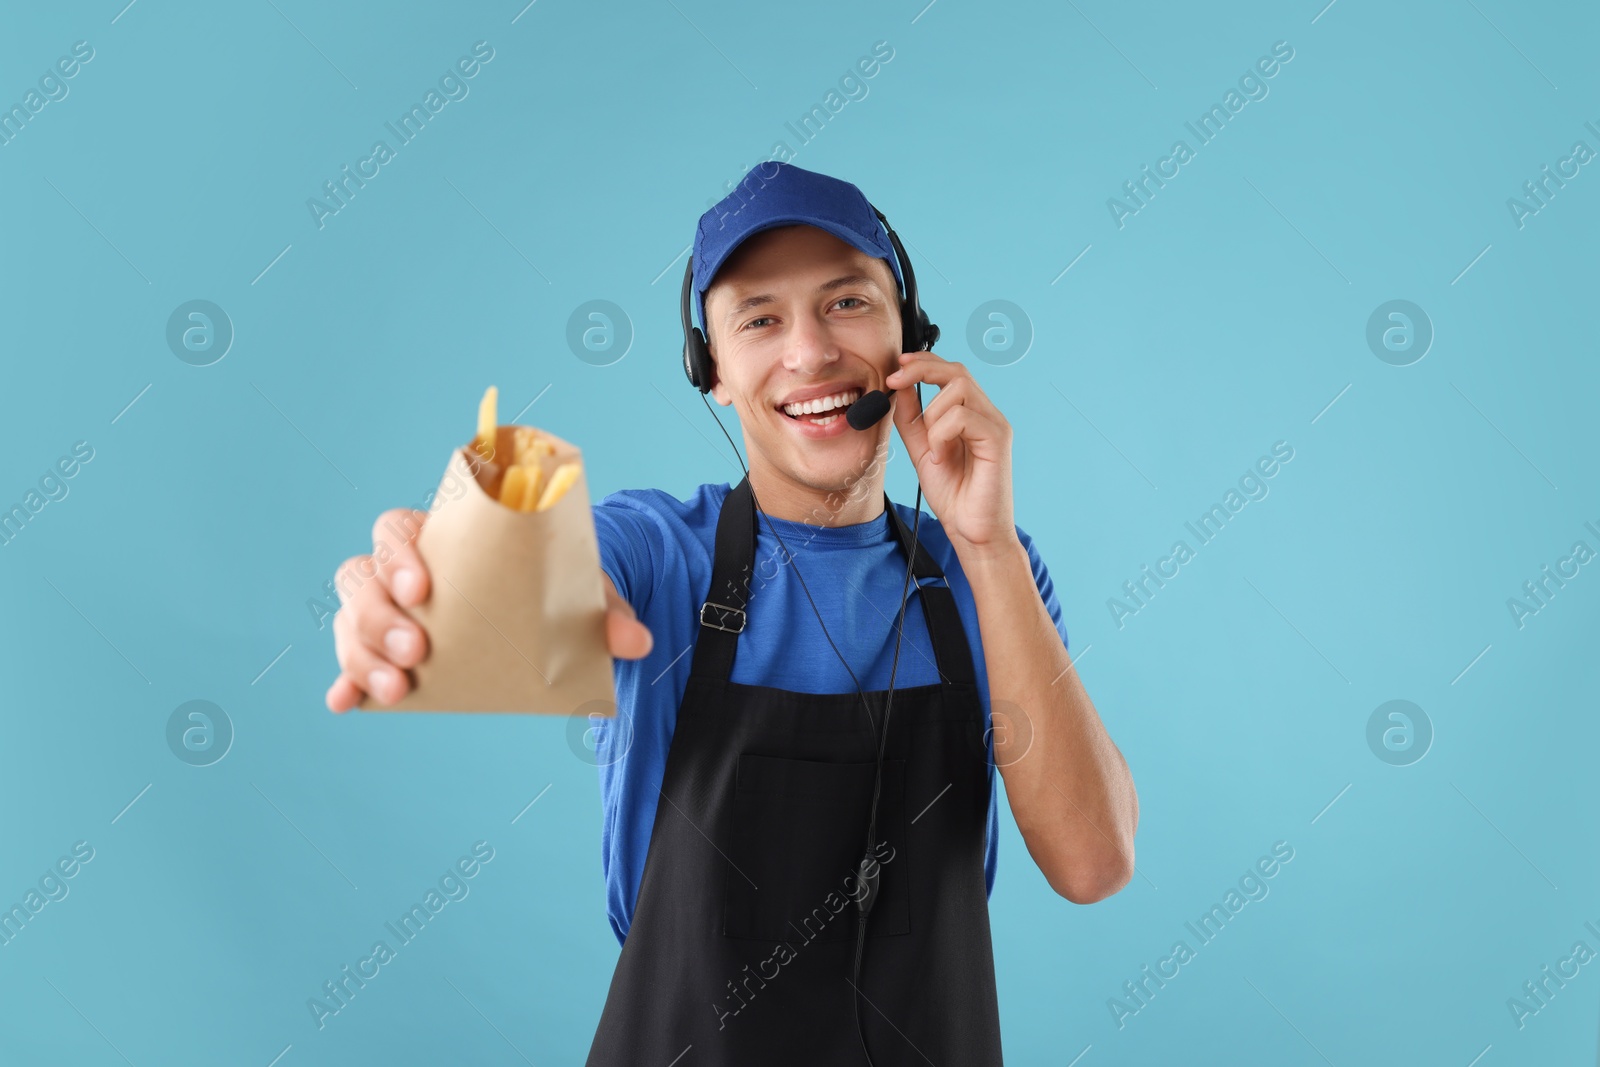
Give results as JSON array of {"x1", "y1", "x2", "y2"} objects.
[{"x1": 957, "y1": 536, "x2": 1139, "y2": 903}]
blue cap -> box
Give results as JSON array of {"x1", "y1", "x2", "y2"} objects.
[{"x1": 691, "y1": 162, "x2": 904, "y2": 337}]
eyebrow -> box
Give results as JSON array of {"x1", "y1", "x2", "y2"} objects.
[{"x1": 720, "y1": 273, "x2": 880, "y2": 326}]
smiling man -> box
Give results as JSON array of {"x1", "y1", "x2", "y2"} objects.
[{"x1": 326, "y1": 162, "x2": 1137, "y2": 1065}]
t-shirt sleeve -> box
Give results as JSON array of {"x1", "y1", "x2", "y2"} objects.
[
  {"x1": 1016, "y1": 524, "x2": 1069, "y2": 652},
  {"x1": 591, "y1": 494, "x2": 662, "y2": 613}
]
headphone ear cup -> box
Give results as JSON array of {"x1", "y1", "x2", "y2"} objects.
[
  {"x1": 684, "y1": 327, "x2": 712, "y2": 392},
  {"x1": 901, "y1": 302, "x2": 938, "y2": 354}
]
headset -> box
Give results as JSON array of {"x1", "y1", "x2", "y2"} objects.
[
  {"x1": 681, "y1": 207, "x2": 939, "y2": 396},
  {"x1": 680, "y1": 206, "x2": 940, "y2": 1065}
]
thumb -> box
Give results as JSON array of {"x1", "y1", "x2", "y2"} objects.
[{"x1": 603, "y1": 576, "x2": 653, "y2": 660}]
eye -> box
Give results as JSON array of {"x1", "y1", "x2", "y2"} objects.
[
  {"x1": 742, "y1": 316, "x2": 774, "y2": 330},
  {"x1": 834, "y1": 297, "x2": 865, "y2": 310}
]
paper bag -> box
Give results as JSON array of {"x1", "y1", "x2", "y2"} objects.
[{"x1": 359, "y1": 426, "x2": 616, "y2": 715}]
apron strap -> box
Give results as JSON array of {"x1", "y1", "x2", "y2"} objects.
[
  {"x1": 689, "y1": 477, "x2": 757, "y2": 682},
  {"x1": 881, "y1": 494, "x2": 978, "y2": 688},
  {"x1": 689, "y1": 479, "x2": 978, "y2": 688}
]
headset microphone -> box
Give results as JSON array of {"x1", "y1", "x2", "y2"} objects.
[{"x1": 845, "y1": 389, "x2": 894, "y2": 431}]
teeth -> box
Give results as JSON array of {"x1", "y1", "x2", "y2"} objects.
[{"x1": 782, "y1": 390, "x2": 860, "y2": 418}]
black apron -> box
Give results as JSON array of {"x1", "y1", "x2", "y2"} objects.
[{"x1": 586, "y1": 478, "x2": 1004, "y2": 1066}]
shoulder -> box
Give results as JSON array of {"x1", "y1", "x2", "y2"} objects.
[
  {"x1": 594, "y1": 481, "x2": 730, "y2": 528},
  {"x1": 885, "y1": 501, "x2": 1047, "y2": 570},
  {"x1": 592, "y1": 483, "x2": 730, "y2": 609},
  {"x1": 889, "y1": 503, "x2": 1066, "y2": 636}
]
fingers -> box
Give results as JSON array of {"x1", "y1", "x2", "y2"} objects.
[
  {"x1": 887, "y1": 353, "x2": 1003, "y2": 423},
  {"x1": 887, "y1": 352, "x2": 1011, "y2": 472},
  {"x1": 891, "y1": 385, "x2": 932, "y2": 472},
  {"x1": 369, "y1": 509, "x2": 431, "y2": 607},
  {"x1": 332, "y1": 606, "x2": 413, "y2": 706},
  {"x1": 924, "y1": 404, "x2": 975, "y2": 465},
  {"x1": 603, "y1": 574, "x2": 654, "y2": 661},
  {"x1": 341, "y1": 567, "x2": 430, "y2": 669},
  {"x1": 326, "y1": 508, "x2": 430, "y2": 715},
  {"x1": 885, "y1": 349, "x2": 965, "y2": 389},
  {"x1": 325, "y1": 672, "x2": 363, "y2": 714},
  {"x1": 330, "y1": 551, "x2": 424, "y2": 705},
  {"x1": 924, "y1": 404, "x2": 1009, "y2": 466},
  {"x1": 607, "y1": 608, "x2": 654, "y2": 660},
  {"x1": 913, "y1": 373, "x2": 969, "y2": 430}
]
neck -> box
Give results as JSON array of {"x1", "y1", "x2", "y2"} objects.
[{"x1": 744, "y1": 446, "x2": 889, "y2": 528}]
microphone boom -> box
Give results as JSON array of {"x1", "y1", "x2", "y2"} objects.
[{"x1": 846, "y1": 390, "x2": 893, "y2": 431}]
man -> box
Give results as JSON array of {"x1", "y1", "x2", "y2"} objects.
[{"x1": 326, "y1": 163, "x2": 1138, "y2": 1064}]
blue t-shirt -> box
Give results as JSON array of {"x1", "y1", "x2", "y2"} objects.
[{"x1": 589, "y1": 482, "x2": 1070, "y2": 946}]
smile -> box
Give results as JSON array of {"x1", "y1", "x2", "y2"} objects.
[{"x1": 779, "y1": 389, "x2": 861, "y2": 424}]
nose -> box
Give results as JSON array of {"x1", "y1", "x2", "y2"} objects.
[{"x1": 781, "y1": 308, "x2": 839, "y2": 376}]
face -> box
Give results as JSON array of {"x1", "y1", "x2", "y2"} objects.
[{"x1": 705, "y1": 224, "x2": 902, "y2": 500}]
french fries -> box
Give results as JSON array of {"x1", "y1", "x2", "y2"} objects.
[
  {"x1": 475, "y1": 386, "x2": 580, "y2": 513},
  {"x1": 511, "y1": 426, "x2": 556, "y2": 464},
  {"x1": 500, "y1": 465, "x2": 530, "y2": 509},
  {"x1": 475, "y1": 386, "x2": 498, "y2": 463},
  {"x1": 536, "y1": 463, "x2": 580, "y2": 512}
]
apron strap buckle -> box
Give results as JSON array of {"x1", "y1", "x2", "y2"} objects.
[{"x1": 699, "y1": 600, "x2": 747, "y2": 634}]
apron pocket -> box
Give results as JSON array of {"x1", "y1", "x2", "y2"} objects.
[{"x1": 722, "y1": 752, "x2": 910, "y2": 943}]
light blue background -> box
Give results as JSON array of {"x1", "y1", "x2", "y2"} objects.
[{"x1": 2, "y1": 0, "x2": 1596, "y2": 1063}]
